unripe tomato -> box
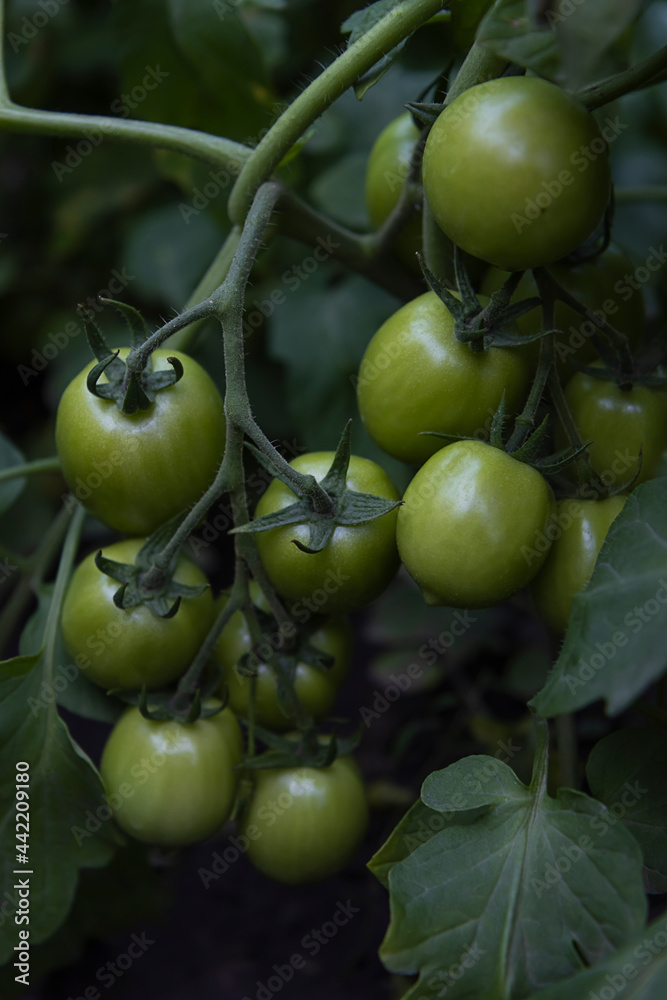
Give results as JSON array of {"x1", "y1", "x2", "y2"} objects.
[
  {"x1": 215, "y1": 588, "x2": 351, "y2": 730},
  {"x1": 531, "y1": 497, "x2": 626, "y2": 634},
  {"x1": 55, "y1": 349, "x2": 225, "y2": 535},
  {"x1": 397, "y1": 441, "x2": 555, "y2": 608},
  {"x1": 241, "y1": 752, "x2": 369, "y2": 883},
  {"x1": 357, "y1": 290, "x2": 530, "y2": 465},
  {"x1": 557, "y1": 368, "x2": 667, "y2": 488},
  {"x1": 423, "y1": 77, "x2": 611, "y2": 271},
  {"x1": 100, "y1": 701, "x2": 240, "y2": 846},
  {"x1": 61, "y1": 539, "x2": 213, "y2": 691},
  {"x1": 480, "y1": 245, "x2": 646, "y2": 372},
  {"x1": 254, "y1": 453, "x2": 400, "y2": 614},
  {"x1": 365, "y1": 112, "x2": 423, "y2": 269}
]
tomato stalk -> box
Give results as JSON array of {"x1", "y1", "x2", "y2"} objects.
[
  {"x1": 577, "y1": 43, "x2": 667, "y2": 111},
  {"x1": 226, "y1": 0, "x2": 449, "y2": 225}
]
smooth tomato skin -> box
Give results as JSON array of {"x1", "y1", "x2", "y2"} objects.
[
  {"x1": 255, "y1": 453, "x2": 400, "y2": 614},
  {"x1": 423, "y1": 77, "x2": 611, "y2": 271},
  {"x1": 557, "y1": 369, "x2": 667, "y2": 488},
  {"x1": 480, "y1": 246, "x2": 646, "y2": 372},
  {"x1": 357, "y1": 291, "x2": 530, "y2": 465},
  {"x1": 61, "y1": 539, "x2": 213, "y2": 690},
  {"x1": 241, "y1": 754, "x2": 369, "y2": 884},
  {"x1": 397, "y1": 441, "x2": 556, "y2": 608},
  {"x1": 100, "y1": 701, "x2": 239, "y2": 847},
  {"x1": 531, "y1": 497, "x2": 626, "y2": 634},
  {"x1": 55, "y1": 348, "x2": 225, "y2": 535},
  {"x1": 365, "y1": 113, "x2": 423, "y2": 270}
]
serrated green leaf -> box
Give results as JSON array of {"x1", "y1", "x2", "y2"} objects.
[
  {"x1": 531, "y1": 480, "x2": 667, "y2": 717},
  {"x1": 377, "y1": 755, "x2": 646, "y2": 999},
  {"x1": 477, "y1": 0, "x2": 559, "y2": 80},
  {"x1": 530, "y1": 913, "x2": 667, "y2": 1000},
  {"x1": 0, "y1": 653, "x2": 117, "y2": 964},
  {"x1": 586, "y1": 729, "x2": 667, "y2": 894},
  {"x1": 0, "y1": 432, "x2": 26, "y2": 516}
]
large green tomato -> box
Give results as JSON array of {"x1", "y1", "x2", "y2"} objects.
[
  {"x1": 55, "y1": 348, "x2": 225, "y2": 535},
  {"x1": 61, "y1": 538, "x2": 213, "y2": 690},
  {"x1": 100, "y1": 701, "x2": 240, "y2": 847},
  {"x1": 480, "y1": 245, "x2": 646, "y2": 371},
  {"x1": 423, "y1": 77, "x2": 612, "y2": 271},
  {"x1": 365, "y1": 112, "x2": 423, "y2": 270},
  {"x1": 397, "y1": 440, "x2": 555, "y2": 608},
  {"x1": 241, "y1": 752, "x2": 368, "y2": 883},
  {"x1": 557, "y1": 368, "x2": 667, "y2": 488},
  {"x1": 254, "y1": 453, "x2": 400, "y2": 614},
  {"x1": 531, "y1": 497, "x2": 626, "y2": 634},
  {"x1": 357, "y1": 290, "x2": 530, "y2": 465},
  {"x1": 215, "y1": 590, "x2": 351, "y2": 730}
]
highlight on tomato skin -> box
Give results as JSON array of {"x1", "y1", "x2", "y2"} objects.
[
  {"x1": 396, "y1": 440, "x2": 556, "y2": 609},
  {"x1": 422, "y1": 76, "x2": 612, "y2": 271},
  {"x1": 356, "y1": 290, "x2": 531, "y2": 466},
  {"x1": 61, "y1": 538, "x2": 214, "y2": 691},
  {"x1": 55, "y1": 348, "x2": 226, "y2": 536},
  {"x1": 100, "y1": 702, "x2": 240, "y2": 847},
  {"x1": 240, "y1": 751, "x2": 369, "y2": 884},
  {"x1": 531, "y1": 496, "x2": 627, "y2": 635}
]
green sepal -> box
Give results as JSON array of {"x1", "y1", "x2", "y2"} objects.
[
  {"x1": 241, "y1": 723, "x2": 362, "y2": 770},
  {"x1": 488, "y1": 390, "x2": 508, "y2": 450},
  {"x1": 232, "y1": 421, "x2": 400, "y2": 554},
  {"x1": 99, "y1": 297, "x2": 150, "y2": 348},
  {"x1": 507, "y1": 414, "x2": 550, "y2": 464},
  {"x1": 93, "y1": 518, "x2": 208, "y2": 617},
  {"x1": 80, "y1": 301, "x2": 183, "y2": 413},
  {"x1": 404, "y1": 100, "x2": 445, "y2": 128},
  {"x1": 530, "y1": 441, "x2": 592, "y2": 477},
  {"x1": 111, "y1": 665, "x2": 224, "y2": 723}
]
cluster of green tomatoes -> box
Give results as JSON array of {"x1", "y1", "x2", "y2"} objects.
[{"x1": 53, "y1": 73, "x2": 667, "y2": 884}]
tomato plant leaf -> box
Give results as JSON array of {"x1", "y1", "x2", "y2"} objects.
[
  {"x1": 553, "y1": 0, "x2": 645, "y2": 91},
  {"x1": 529, "y1": 912, "x2": 667, "y2": 1000},
  {"x1": 0, "y1": 432, "x2": 26, "y2": 516},
  {"x1": 531, "y1": 479, "x2": 667, "y2": 717},
  {"x1": 476, "y1": 0, "x2": 559, "y2": 80},
  {"x1": 375, "y1": 754, "x2": 646, "y2": 999},
  {"x1": 586, "y1": 728, "x2": 667, "y2": 894},
  {"x1": 0, "y1": 652, "x2": 117, "y2": 965}
]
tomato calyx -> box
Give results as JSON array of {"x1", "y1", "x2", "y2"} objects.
[
  {"x1": 232, "y1": 421, "x2": 401, "y2": 554},
  {"x1": 112, "y1": 674, "x2": 225, "y2": 724},
  {"x1": 420, "y1": 249, "x2": 549, "y2": 352},
  {"x1": 243, "y1": 725, "x2": 361, "y2": 771},
  {"x1": 95, "y1": 519, "x2": 209, "y2": 617},
  {"x1": 80, "y1": 299, "x2": 183, "y2": 414}
]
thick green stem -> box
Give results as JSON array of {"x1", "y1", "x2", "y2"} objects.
[
  {"x1": 577, "y1": 44, "x2": 667, "y2": 111},
  {"x1": 227, "y1": 0, "x2": 447, "y2": 224},
  {"x1": 445, "y1": 38, "x2": 509, "y2": 104}
]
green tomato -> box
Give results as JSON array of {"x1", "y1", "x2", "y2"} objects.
[
  {"x1": 215, "y1": 588, "x2": 351, "y2": 730},
  {"x1": 423, "y1": 77, "x2": 611, "y2": 271},
  {"x1": 241, "y1": 753, "x2": 368, "y2": 884},
  {"x1": 61, "y1": 538, "x2": 213, "y2": 690},
  {"x1": 397, "y1": 440, "x2": 555, "y2": 608},
  {"x1": 100, "y1": 700, "x2": 239, "y2": 846},
  {"x1": 55, "y1": 349, "x2": 225, "y2": 535},
  {"x1": 557, "y1": 368, "x2": 667, "y2": 488},
  {"x1": 357, "y1": 290, "x2": 530, "y2": 465},
  {"x1": 254, "y1": 453, "x2": 400, "y2": 614},
  {"x1": 480, "y1": 245, "x2": 646, "y2": 372},
  {"x1": 531, "y1": 497, "x2": 626, "y2": 634},
  {"x1": 365, "y1": 112, "x2": 423, "y2": 270}
]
